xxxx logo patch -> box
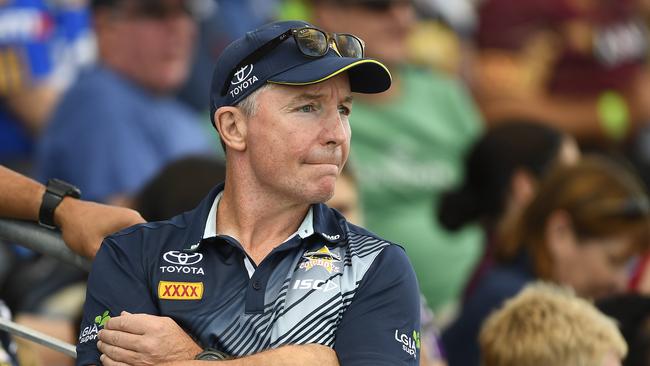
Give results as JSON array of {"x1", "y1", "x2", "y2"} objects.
[{"x1": 158, "y1": 281, "x2": 204, "y2": 300}]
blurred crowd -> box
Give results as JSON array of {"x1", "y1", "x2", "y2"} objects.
[{"x1": 3, "y1": 0, "x2": 650, "y2": 365}]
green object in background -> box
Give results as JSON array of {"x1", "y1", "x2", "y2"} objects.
[
  {"x1": 349, "y1": 65, "x2": 484, "y2": 311},
  {"x1": 276, "y1": 0, "x2": 312, "y2": 22},
  {"x1": 597, "y1": 90, "x2": 629, "y2": 141}
]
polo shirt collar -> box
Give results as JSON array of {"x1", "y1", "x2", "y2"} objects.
[
  {"x1": 201, "y1": 191, "x2": 315, "y2": 241},
  {"x1": 183, "y1": 184, "x2": 346, "y2": 252}
]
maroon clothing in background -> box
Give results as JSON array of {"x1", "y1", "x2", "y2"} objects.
[{"x1": 477, "y1": 0, "x2": 647, "y2": 96}]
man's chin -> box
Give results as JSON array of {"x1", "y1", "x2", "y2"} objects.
[{"x1": 306, "y1": 187, "x2": 336, "y2": 205}]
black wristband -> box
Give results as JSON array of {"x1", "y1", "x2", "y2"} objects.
[{"x1": 38, "y1": 178, "x2": 81, "y2": 230}]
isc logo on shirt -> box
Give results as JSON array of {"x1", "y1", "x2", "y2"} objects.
[{"x1": 158, "y1": 281, "x2": 203, "y2": 300}]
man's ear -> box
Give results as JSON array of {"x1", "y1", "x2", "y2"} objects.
[
  {"x1": 214, "y1": 107, "x2": 247, "y2": 152},
  {"x1": 545, "y1": 209, "x2": 577, "y2": 261}
]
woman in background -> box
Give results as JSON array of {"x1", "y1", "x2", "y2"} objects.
[
  {"x1": 439, "y1": 121, "x2": 580, "y2": 301},
  {"x1": 442, "y1": 155, "x2": 650, "y2": 366}
]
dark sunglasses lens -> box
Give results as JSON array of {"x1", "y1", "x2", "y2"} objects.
[
  {"x1": 295, "y1": 28, "x2": 328, "y2": 57},
  {"x1": 335, "y1": 35, "x2": 364, "y2": 58}
]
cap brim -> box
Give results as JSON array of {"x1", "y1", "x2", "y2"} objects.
[{"x1": 267, "y1": 57, "x2": 392, "y2": 94}]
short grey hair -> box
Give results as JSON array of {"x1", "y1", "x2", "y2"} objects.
[
  {"x1": 218, "y1": 83, "x2": 275, "y2": 153},
  {"x1": 235, "y1": 83, "x2": 275, "y2": 118}
]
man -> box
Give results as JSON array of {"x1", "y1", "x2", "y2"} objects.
[
  {"x1": 77, "y1": 20, "x2": 421, "y2": 366},
  {"x1": 308, "y1": 0, "x2": 484, "y2": 311},
  {"x1": 480, "y1": 282, "x2": 627, "y2": 366},
  {"x1": 36, "y1": 0, "x2": 215, "y2": 205}
]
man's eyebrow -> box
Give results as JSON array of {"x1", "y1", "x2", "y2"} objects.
[
  {"x1": 290, "y1": 93, "x2": 324, "y2": 103},
  {"x1": 289, "y1": 93, "x2": 354, "y2": 103}
]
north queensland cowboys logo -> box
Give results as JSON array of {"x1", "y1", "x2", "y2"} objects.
[
  {"x1": 229, "y1": 64, "x2": 258, "y2": 97},
  {"x1": 299, "y1": 246, "x2": 341, "y2": 274}
]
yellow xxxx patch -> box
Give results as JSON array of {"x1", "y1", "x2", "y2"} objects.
[{"x1": 158, "y1": 281, "x2": 203, "y2": 300}]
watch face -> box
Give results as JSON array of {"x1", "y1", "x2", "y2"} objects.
[{"x1": 197, "y1": 350, "x2": 229, "y2": 360}]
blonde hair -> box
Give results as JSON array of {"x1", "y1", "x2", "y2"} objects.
[{"x1": 479, "y1": 282, "x2": 627, "y2": 366}]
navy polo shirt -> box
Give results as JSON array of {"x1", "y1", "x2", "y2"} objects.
[{"x1": 76, "y1": 184, "x2": 421, "y2": 365}]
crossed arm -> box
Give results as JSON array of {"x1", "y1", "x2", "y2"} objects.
[{"x1": 94, "y1": 312, "x2": 338, "y2": 366}]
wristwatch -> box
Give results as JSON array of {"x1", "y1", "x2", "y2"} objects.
[
  {"x1": 38, "y1": 178, "x2": 81, "y2": 230},
  {"x1": 195, "y1": 348, "x2": 231, "y2": 360}
]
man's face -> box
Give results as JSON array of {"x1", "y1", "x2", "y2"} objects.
[
  {"x1": 314, "y1": 0, "x2": 415, "y2": 66},
  {"x1": 244, "y1": 74, "x2": 353, "y2": 205},
  {"x1": 104, "y1": 0, "x2": 196, "y2": 93}
]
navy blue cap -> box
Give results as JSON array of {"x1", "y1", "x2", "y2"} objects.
[{"x1": 209, "y1": 20, "x2": 392, "y2": 124}]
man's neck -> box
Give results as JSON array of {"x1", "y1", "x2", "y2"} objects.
[{"x1": 215, "y1": 181, "x2": 310, "y2": 265}]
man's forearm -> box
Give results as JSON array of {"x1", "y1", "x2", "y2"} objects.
[
  {"x1": 162, "y1": 344, "x2": 339, "y2": 366},
  {"x1": 0, "y1": 166, "x2": 45, "y2": 221}
]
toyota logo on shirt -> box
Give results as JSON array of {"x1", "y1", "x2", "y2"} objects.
[{"x1": 163, "y1": 251, "x2": 203, "y2": 266}]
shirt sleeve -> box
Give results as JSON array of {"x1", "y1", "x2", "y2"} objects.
[
  {"x1": 334, "y1": 245, "x2": 421, "y2": 366},
  {"x1": 76, "y1": 233, "x2": 157, "y2": 366}
]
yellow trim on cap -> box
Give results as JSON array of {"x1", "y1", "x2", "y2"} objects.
[{"x1": 268, "y1": 59, "x2": 392, "y2": 87}]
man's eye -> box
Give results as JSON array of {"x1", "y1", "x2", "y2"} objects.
[
  {"x1": 338, "y1": 106, "x2": 351, "y2": 115},
  {"x1": 299, "y1": 105, "x2": 316, "y2": 113}
]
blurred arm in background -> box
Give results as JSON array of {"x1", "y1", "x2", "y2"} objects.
[{"x1": 0, "y1": 165, "x2": 144, "y2": 258}]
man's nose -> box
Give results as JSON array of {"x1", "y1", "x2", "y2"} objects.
[{"x1": 322, "y1": 110, "x2": 349, "y2": 146}]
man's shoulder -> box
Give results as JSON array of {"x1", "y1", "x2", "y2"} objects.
[
  {"x1": 64, "y1": 66, "x2": 133, "y2": 101},
  {"x1": 103, "y1": 213, "x2": 194, "y2": 256},
  {"x1": 340, "y1": 221, "x2": 408, "y2": 267},
  {"x1": 49, "y1": 67, "x2": 139, "y2": 131},
  {"x1": 344, "y1": 222, "x2": 400, "y2": 248}
]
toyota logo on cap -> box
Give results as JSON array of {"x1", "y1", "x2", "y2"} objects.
[
  {"x1": 163, "y1": 251, "x2": 203, "y2": 266},
  {"x1": 231, "y1": 64, "x2": 254, "y2": 85}
]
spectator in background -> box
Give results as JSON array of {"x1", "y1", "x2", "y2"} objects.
[
  {"x1": 0, "y1": 0, "x2": 94, "y2": 169},
  {"x1": 480, "y1": 282, "x2": 627, "y2": 366},
  {"x1": 0, "y1": 300, "x2": 17, "y2": 366},
  {"x1": 326, "y1": 163, "x2": 363, "y2": 225},
  {"x1": 438, "y1": 122, "x2": 580, "y2": 301},
  {"x1": 134, "y1": 156, "x2": 226, "y2": 222},
  {"x1": 442, "y1": 156, "x2": 650, "y2": 366},
  {"x1": 472, "y1": 0, "x2": 650, "y2": 145},
  {"x1": 36, "y1": 0, "x2": 215, "y2": 205},
  {"x1": 176, "y1": 0, "x2": 280, "y2": 113},
  {"x1": 309, "y1": 0, "x2": 484, "y2": 312},
  {"x1": 598, "y1": 294, "x2": 650, "y2": 366}
]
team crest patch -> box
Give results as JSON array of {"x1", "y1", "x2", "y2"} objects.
[
  {"x1": 299, "y1": 246, "x2": 341, "y2": 274},
  {"x1": 158, "y1": 281, "x2": 204, "y2": 300}
]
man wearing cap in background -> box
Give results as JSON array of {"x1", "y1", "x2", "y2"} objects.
[
  {"x1": 307, "y1": 0, "x2": 483, "y2": 314},
  {"x1": 76, "y1": 20, "x2": 421, "y2": 366}
]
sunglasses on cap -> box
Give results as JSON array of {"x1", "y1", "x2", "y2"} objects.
[{"x1": 221, "y1": 27, "x2": 365, "y2": 96}]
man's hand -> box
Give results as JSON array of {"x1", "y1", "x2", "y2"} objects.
[
  {"x1": 97, "y1": 312, "x2": 202, "y2": 366},
  {"x1": 55, "y1": 198, "x2": 145, "y2": 259}
]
